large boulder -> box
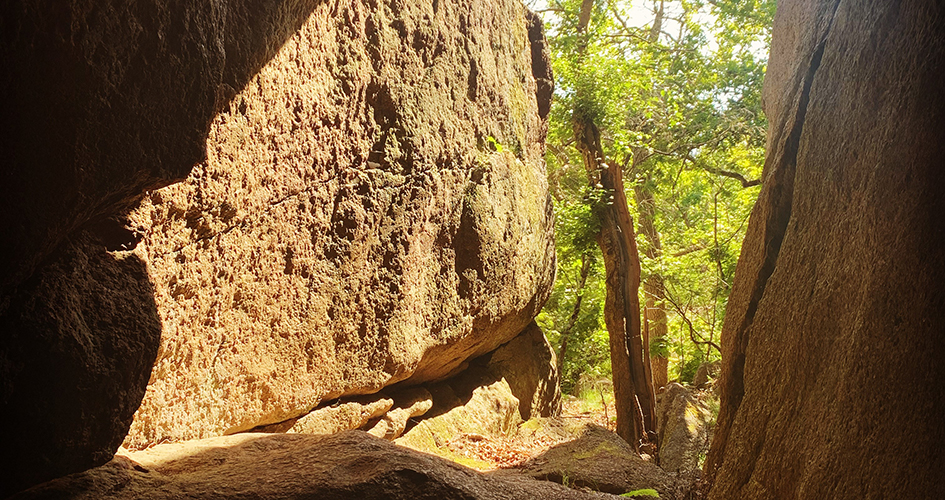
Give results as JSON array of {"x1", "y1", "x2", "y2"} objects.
[
  {"x1": 0, "y1": 1, "x2": 344, "y2": 494},
  {"x1": 11, "y1": 432, "x2": 621, "y2": 500},
  {"x1": 123, "y1": 0, "x2": 555, "y2": 449},
  {"x1": 0, "y1": 0, "x2": 555, "y2": 495},
  {"x1": 0, "y1": 231, "x2": 161, "y2": 496},
  {"x1": 704, "y1": 1, "x2": 945, "y2": 498}
]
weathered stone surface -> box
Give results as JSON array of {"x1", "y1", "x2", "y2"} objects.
[
  {"x1": 485, "y1": 321, "x2": 561, "y2": 420},
  {"x1": 367, "y1": 387, "x2": 434, "y2": 440},
  {"x1": 0, "y1": 0, "x2": 235, "y2": 300},
  {"x1": 510, "y1": 424, "x2": 672, "y2": 496},
  {"x1": 12, "y1": 432, "x2": 619, "y2": 500},
  {"x1": 656, "y1": 383, "x2": 710, "y2": 474},
  {"x1": 123, "y1": 0, "x2": 555, "y2": 449},
  {"x1": 705, "y1": 1, "x2": 945, "y2": 498},
  {"x1": 396, "y1": 371, "x2": 522, "y2": 458},
  {"x1": 1, "y1": 0, "x2": 555, "y2": 493},
  {"x1": 0, "y1": 231, "x2": 161, "y2": 497},
  {"x1": 289, "y1": 394, "x2": 394, "y2": 435},
  {"x1": 394, "y1": 323, "x2": 561, "y2": 459},
  {"x1": 0, "y1": 0, "x2": 344, "y2": 493}
]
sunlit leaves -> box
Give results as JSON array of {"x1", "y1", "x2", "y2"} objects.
[{"x1": 535, "y1": 0, "x2": 772, "y2": 385}]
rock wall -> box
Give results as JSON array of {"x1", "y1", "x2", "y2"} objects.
[
  {"x1": 123, "y1": 0, "x2": 554, "y2": 449},
  {"x1": 0, "y1": 0, "x2": 555, "y2": 495},
  {"x1": 2, "y1": 0, "x2": 322, "y2": 494},
  {"x1": 704, "y1": 1, "x2": 945, "y2": 498}
]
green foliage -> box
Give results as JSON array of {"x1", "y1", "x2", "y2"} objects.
[
  {"x1": 677, "y1": 350, "x2": 704, "y2": 384},
  {"x1": 533, "y1": 0, "x2": 772, "y2": 390},
  {"x1": 485, "y1": 135, "x2": 504, "y2": 153},
  {"x1": 649, "y1": 335, "x2": 670, "y2": 359},
  {"x1": 621, "y1": 488, "x2": 660, "y2": 498}
]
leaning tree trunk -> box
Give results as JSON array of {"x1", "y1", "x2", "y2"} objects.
[
  {"x1": 573, "y1": 115, "x2": 657, "y2": 449},
  {"x1": 634, "y1": 181, "x2": 669, "y2": 390}
]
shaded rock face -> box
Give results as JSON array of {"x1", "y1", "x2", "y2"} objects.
[
  {"x1": 124, "y1": 0, "x2": 554, "y2": 449},
  {"x1": 485, "y1": 321, "x2": 561, "y2": 420},
  {"x1": 0, "y1": 1, "x2": 333, "y2": 494},
  {"x1": 0, "y1": 0, "x2": 308, "y2": 299},
  {"x1": 394, "y1": 374, "x2": 523, "y2": 459},
  {"x1": 705, "y1": 1, "x2": 945, "y2": 498},
  {"x1": 0, "y1": 0, "x2": 555, "y2": 496},
  {"x1": 12, "y1": 432, "x2": 620, "y2": 500},
  {"x1": 0, "y1": 231, "x2": 161, "y2": 496},
  {"x1": 394, "y1": 321, "x2": 561, "y2": 457}
]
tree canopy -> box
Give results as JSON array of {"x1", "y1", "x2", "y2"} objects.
[{"x1": 530, "y1": 0, "x2": 773, "y2": 393}]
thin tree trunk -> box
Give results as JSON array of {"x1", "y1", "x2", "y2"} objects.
[
  {"x1": 634, "y1": 180, "x2": 669, "y2": 390},
  {"x1": 573, "y1": 115, "x2": 656, "y2": 449},
  {"x1": 557, "y1": 254, "x2": 592, "y2": 377}
]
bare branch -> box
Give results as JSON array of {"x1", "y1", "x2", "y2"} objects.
[{"x1": 685, "y1": 154, "x2": 761, "y2": 188}]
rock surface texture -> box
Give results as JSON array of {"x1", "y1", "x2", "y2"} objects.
[
  {"x1": 704, "y1": 1, "x2": 945, "y2": 498},
  {"x1": 0, "y1": 0, "x2": 555, "y2": 495},
  {"x1": 510, "y1": 424, "x2": 672, "y2": 496},
  {"x1": 123, "y1": 0, "x2": 555, "y2": 449},
  {"x1": 12, "y1": 432, "x2": 621, "y2": 500},
  {"x1": 655, "y1": 383, "x2": 711, "y2": 474}
]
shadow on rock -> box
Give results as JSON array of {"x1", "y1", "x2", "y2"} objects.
[{"x1": 12, "y1": 431, "x2": 620, "y2": 500}]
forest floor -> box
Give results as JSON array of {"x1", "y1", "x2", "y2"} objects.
[{"x1": 441, "y1": 393, "x2": 618, "y2": 471}]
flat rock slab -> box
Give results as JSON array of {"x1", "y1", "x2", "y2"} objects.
[{"x1": 13, "y1": 432, "x2": 620, "y2": 500}]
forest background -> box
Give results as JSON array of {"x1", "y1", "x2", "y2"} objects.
[{"x1": 526, "y1": 0, "x2": 774, "y2": 403}]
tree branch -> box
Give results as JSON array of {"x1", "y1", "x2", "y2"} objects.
[
  {"x1": 663, "y1": 291, "x2": 722, "y2": 355},
  {"x1": 685, "y1": 154, "x2": 761, "y2": 188}
]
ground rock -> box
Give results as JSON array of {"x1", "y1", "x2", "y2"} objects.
[
  {"x1": 0, "y1": 231, "x2": 161, "y2": 496},
  {"x1": 704, "y1": 1, "x2": 945, "y2": 498},
  {"x1": 656, "y1": 383, "x2": 711, "y2": 474},
  {"x1": 510, "y1": 424, "x2": 673, "y2": 496},
  {"x1": 288, "y1": 394, "x2": 394, "y2": 436},
  {"x1": 123, "y1": 0, "x2": 555, "y2": 449},
  {"x1": 12, "y1": 432, "x2": 619, "y2": 500}
]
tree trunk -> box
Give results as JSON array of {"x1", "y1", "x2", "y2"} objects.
[
  {"x1": 634, "y1": 181, "x2": 669, "y2": 390},
  {"x1": 573, "y1": 116, "x2": 656, "y2": 449},
  {"x1": 557, "y1": 254, "x2": 592, "y2": 377}
]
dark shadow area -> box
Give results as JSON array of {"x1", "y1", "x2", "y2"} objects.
[
  {"x1": 0, "y1": 228, "x2": 161, "y2": 497},
  {"x1": 0, "y1": 0, "x2": 324, "y2": 298},
  {"x1": 10, "y1": 432, "x2": 595, "y2": 500},
  {"x1": 0, "y1": 0, "x2": 324, "y2": 495}
]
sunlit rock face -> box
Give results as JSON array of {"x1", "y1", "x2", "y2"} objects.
[
  {"x1": 1, "y1": 0, "x2": 554, "y2": 495},
  {"x1": 705, "y1": 1, "x2": 945, "y2": 498},
  {"x1": 122, "y1": 0, "x2": 555, "y2": 449}
]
